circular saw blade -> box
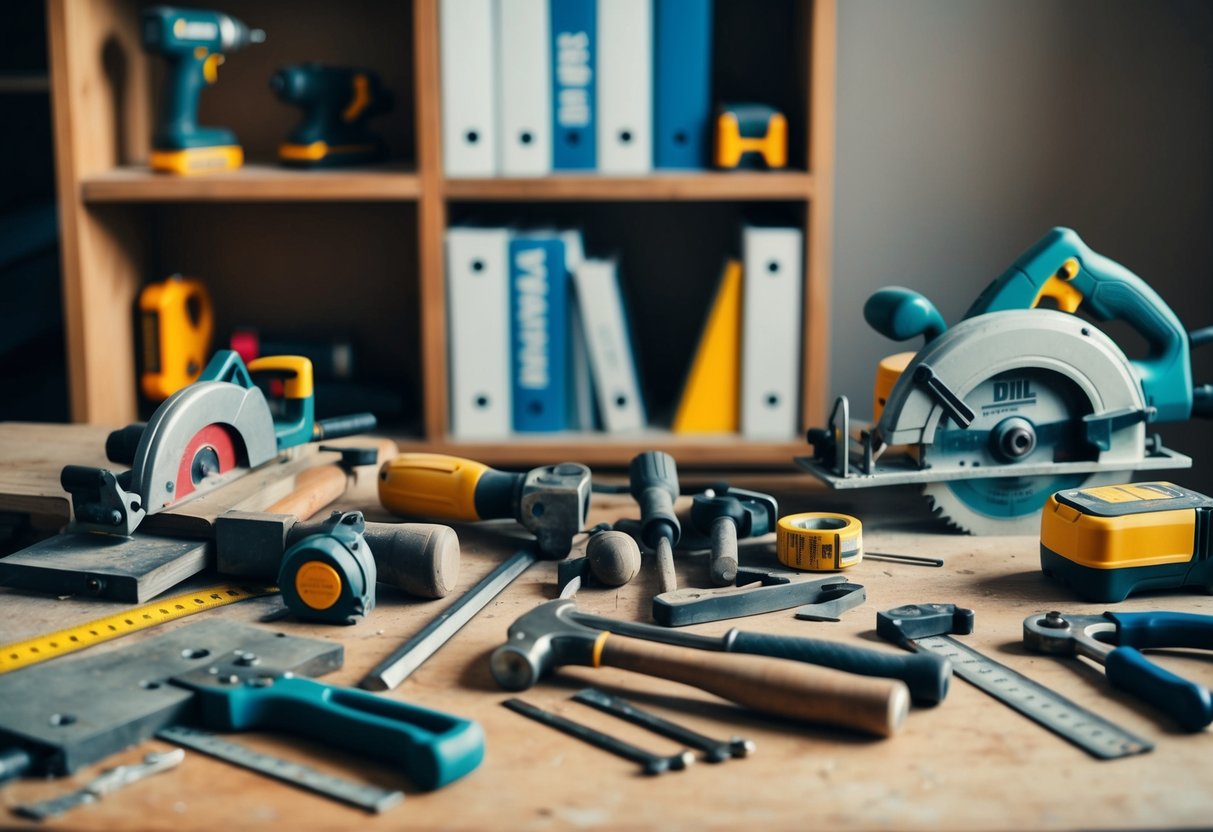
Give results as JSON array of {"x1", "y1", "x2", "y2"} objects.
[
  {"x1": 919, "y1": 368, "x2": 1139, "y2": 534},
  {"x1": 923, "y1": 472, "x2": 1123, "y2": 535},
  {"x1": 173, "y1": 423, "x2": 241, "y2": 502}
]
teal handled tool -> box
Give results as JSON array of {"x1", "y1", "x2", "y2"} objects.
[
  {"x1": 966, "y1": 227, "x2": 1193, "y2": 422},
  {"x1": 271, "y1": 64, "x2": 393, "y2": 167},
  {"x1": 1023, "y1": 610, "x2": 1213, "y2": 732},
  {"x1": 64, "y1": 350, "x2": 376, "y2": 537},
  {"x1": 141, "y1": 6, "x2": 265, "y2": 174},
  {"x1": 799, "y1": 226, "x2": 1210, "y2": 534},
  {"x1": 0, "y1": 620, "x2": 484, "y2": 791}
]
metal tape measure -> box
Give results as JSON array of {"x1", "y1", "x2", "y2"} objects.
[
  {"x1": 0, "y1": 584, "x2": 278, "y2": 675},
  {"x1": 914, "y1": 634, "x2": 1153, "y2": 759},
  {"x1": 776, "y1": 512, "x2": 863, "y2": 571},
  {"x1": 157, "y1": 725, "x2": 403, "y2": 813}
]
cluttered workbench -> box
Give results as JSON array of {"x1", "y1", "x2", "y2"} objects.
[{"x1": 0, "y1": 422, "x2": 1211, "y2": 830}]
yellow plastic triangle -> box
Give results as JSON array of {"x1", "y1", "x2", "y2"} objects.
[{"x1": 673, "y1": 259, "x2": 742, "y2": 434}]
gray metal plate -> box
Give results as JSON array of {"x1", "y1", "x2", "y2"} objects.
[
  {"x1": 0, "y1": 620, "x2": 342, "y2": 776},
  {"x1": 794, "y1": 444, "x2": 1192, "y2": 490},
  {"x1": 0, "y1": 532, "x2": 212, "y2": 602}
]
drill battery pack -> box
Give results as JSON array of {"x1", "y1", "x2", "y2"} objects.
[{"x1": 1040, "y1": 482, "x2": 1213, "y2": 602}]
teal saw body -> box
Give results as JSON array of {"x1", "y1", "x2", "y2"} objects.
[{"x1": 797, "y1": 228, "x2": 1206, "y2": 535}]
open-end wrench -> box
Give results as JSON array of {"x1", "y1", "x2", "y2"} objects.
[
  {"x1": 1023, "y1": 610, "x2": 1213, "y2": 731},
  {"x1": 502, "y1": 698, "x2": 694, "y2": 775}
]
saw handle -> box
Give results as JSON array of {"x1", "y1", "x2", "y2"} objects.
[
  {"x1": 313, "y1": 412, "x2": 377, "y2": 441},
  {"x1": 727, "y1": 630, "x2": 951, "y2": 705},
  {"x1": 379, "y1": 453, "x2": 522, "y2": 523},
  {"x1": 199, "y1": 676, "x2": 485, "y2": 790},
  {"x1": 598, "y1": 635, "x2": 909, "y2": 737}
]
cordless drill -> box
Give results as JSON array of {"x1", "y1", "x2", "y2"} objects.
[
  {"x1": 271, "y1": 64, "x2": 393, "y2": 168},
  {"x1": 141, "y1": 6, "x2": 264, "y2": 175}
]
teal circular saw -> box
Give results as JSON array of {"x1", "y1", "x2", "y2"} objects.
[{"x1": 798, "y1": 227, "x2": 1212, "y2": 535}]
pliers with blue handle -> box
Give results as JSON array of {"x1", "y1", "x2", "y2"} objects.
[{"x1": 1022, "y1": 610, "x2": 1213, "y2": 731}]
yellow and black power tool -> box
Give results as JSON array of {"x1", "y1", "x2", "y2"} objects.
[
  {"x1": 141, "y1": 6, "x2": 265, "y2": 174},
  {"x1": 271, "y1": 64, "x2": 393, "y2": 168},
  {"x1": 1040, "y1": 482, "x2": 1213, "y2": 602},
  {"x1": 378, "y1": 454, "x2": 590, "y2": 559},
  {"x1": 138, "y1": 274, "x2": 213, "y2": 401}
]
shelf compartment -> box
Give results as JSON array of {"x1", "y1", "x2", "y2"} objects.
[
  {"x1": 395, "y1": 434, "x2": 807, "y2": 469},
  {"x1": 83, "y1": 164, "x2": 421, "y2": 203},
  {"x1": 442, "y1": 172, "x2": 813, "y2": 202}
]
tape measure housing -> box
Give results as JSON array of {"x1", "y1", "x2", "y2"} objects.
[{"x1": 776, "y1": 512, "x2": 863, "y2": 571}]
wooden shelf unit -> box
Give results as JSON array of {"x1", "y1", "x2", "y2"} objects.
[{"x1": 48, "y1": 0, "x2": 834, "y2": 469}]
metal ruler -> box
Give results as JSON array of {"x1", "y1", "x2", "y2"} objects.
[
  {"x1": 0, "y1": 584, "x2": 278, "y2": 675},
  {"x1": 157, "y1": 725, "x2": 403, "y2": 813},
  {"x1": 915, "y1": 635, "x2": 1153, "y2": 759}
]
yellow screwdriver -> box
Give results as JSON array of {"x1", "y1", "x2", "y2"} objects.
[{"x1": 378, "y1": 453, "x2": 591, "y2": 559}]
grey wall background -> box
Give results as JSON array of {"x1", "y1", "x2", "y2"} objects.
[{"x1": 832, "y1": 0, "x2": 1213, "y2": 493}]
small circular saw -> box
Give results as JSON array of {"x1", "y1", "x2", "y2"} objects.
[
  {"x1": 63, "y1": 350, "x2": 376, "y2": 537},
  {"x1": 798, "y1": 227, "x2": 1212, "y2": 535}
]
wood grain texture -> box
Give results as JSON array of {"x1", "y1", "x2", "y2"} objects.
[
  {"x1": 82, "y1": 165, "x2": 423, "y2": 202},
  {"x1": 0, "y1": 424, "x2": 393, "y2": 538},
  {"x1": 0, "y1": 457, "x2": 1210, "y2": 830},
  {"x1": 441, "y1": 172, "x2": 815, "y2": 201},
  {"x1": 804, "y1": 0, "x2": 837, "y2": 431},
  {"x1": 599, "y1": 636, "x2": 907, "y2": 737},
  {"x1": 49, "y1": 0, "x2": 835, "y2": 466}
]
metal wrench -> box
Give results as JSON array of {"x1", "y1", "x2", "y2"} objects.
[{"x1": 1023, "y1": 610, "x2": 1213, "y2": 731}]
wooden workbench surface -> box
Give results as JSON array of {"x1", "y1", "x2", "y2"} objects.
[{"x1": 1, "y1": 426, "x2": 1211, "y2": 830}]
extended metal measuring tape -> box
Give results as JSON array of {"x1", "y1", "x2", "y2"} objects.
[
  {"x1": 878, "y1": 604, "x2": 1153, "y2": 760},
  {"x1": 157, "y1": 725, "x2": 403, "y2": 813},
  {"x1": 775, "y1": 512, "x2": 944, "y2": 570},
  {"x1": 0, "y1": 583, "x2": 278, "y2": 674}
]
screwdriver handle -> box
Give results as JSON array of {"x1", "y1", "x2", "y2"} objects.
[
  {"x1": 629, "y1": 451, "x2": 680, "y2": 548},
  {"x1": 361, "y1": 522, "x2": 461, "y2": 599},
  {"x1": 599, "y1": 636, "x2": 909, "y2": 738},
  {"x1": 379, "y1": 453, "x2": 522, "y2": 522},
  {"x1": 728, "y1": 630, "x2": 951, "y2": 705},
  {"x1": 709, "y1": 516, "x2": 739, "y2": 586}
]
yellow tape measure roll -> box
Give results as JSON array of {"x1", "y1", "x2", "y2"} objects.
[
  {"x1": 776, "y1": 512, "x2": 863, "y2": 571},
  {"x1": 0, "y1": 584, "x2": 278, "y2": 675}
]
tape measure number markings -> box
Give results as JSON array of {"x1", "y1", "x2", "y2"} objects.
[
  {"x1": 0, "y1": 584, "x2": 278, "y2": 675},
  {"x1": 157, "y1": 725, "x2": 403, "y2": 813},
  {"x1": 776, "y1": 512, "x2": 863, "y2": 571},
  {"x1": 915, "y1": 634, "x2": 1152, "y2": 759}
]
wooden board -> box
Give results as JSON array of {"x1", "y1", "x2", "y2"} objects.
[
  {"x1": 0, "y1": 423, "x2": 390, "y2": 539},
  {"x1": 0, "y1": 433, "x2": 1211, "y2": 829}
]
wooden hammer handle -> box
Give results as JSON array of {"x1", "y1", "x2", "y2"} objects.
[
  {"x1": 267, "y1": 438, "x2": 398, "y2": 520},
  {"x1": 599, "y1": 636, "x2": 909, "y2": 737}
]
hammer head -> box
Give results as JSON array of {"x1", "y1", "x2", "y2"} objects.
[
  {"x1": 519, "y1": 463, "x2": 591, "y2": 560},
  {"x1": 490, "y1": 599, "x2": 601, "y2": 690}
]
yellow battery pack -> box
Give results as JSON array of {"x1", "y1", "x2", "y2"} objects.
[
  {"x1": 139, "y1": 275, "x2": 213, "y2": 401},
  {"x1": 1040, "y1": 482, "x2": 1213, "y2": 602}
]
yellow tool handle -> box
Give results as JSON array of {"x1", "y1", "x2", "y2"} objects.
[
  {"x1": 378, "y1": 452, "x2": 505, "y2": 522},
  {"x1": 598, "y1": 635, "x2": 908, "y2": 738}
]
